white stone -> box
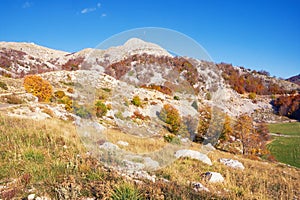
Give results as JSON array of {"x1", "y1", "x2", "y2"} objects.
[
  {"x1": 28, "y1": 194, "x2": 35, "y2": 200},
  {"x1": 219, "y1": 158, "x2": 245, "y2": 170},
  {"x1": 175, "y1": 149, "x2": 212, "y2": 165},
  {"x1": 192, "y1": 182, "x2": 209, "y2": 192},
  {"x1": 203, "y1": 172, "x2": 224, "y2": 183}
]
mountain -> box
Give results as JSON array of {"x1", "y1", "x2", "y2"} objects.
[{"x1": 286, "y1": 74, "x2": 300, "y2": 85}]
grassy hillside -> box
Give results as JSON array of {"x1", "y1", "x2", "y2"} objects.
[
  {"x1": 268, "y1": 122, "x2": 300, "y2": 168},
  {"x1": 269, "y1": 122, "x2": 300, "y2": 135},
  {"x1": 0, "y1": 115, "x2": 299, "y2": 199}
]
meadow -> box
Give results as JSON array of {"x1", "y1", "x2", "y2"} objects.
[{"x1": 268, "y1": 122, "x2": 300, "y2": 168}]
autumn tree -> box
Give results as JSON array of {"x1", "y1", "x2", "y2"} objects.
[
  {"x1": 23, "y1": 75, "x2": 53, "y2": 102},
  {"x1": 234, "y1": 114, "x2": 270, "y2": 156},
  {"x1": 160, "y1": 104, "x2": 181, "y2": 134},
  {"x1": 219, "y1": 114, "x2": 233, "y2": 142},
  {"x1": 234, "y1": 114, "x2": 254, "y2": 155},
  {"x1": 194, "y1": 106, "x2": 211, "y2": 143}
]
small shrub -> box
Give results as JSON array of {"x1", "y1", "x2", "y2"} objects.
[
  {"x1": 163, "y1": 134, "x2": 181, "y2": 144},
  {"x1": 173, "y1": 96, "x2": 180, "y2": 100},
  {"x1": 132, "y1": 95, "x2": 142, "y2": 107},
  {"x1": 59, "y1": 96, "x2": 73, "y2": 111},
  {"x1": 54, "y1": 90, "x2": 66, "y2": 99},
  {"x1": 206, "y1": 92, "x2": 212, "y2": 100},
  {"x1": 111, "y1": 183, "x2": 142, "y2": 200},
  {"x1": 74, "y1": 104, "x2": 92, "y2": 119},
  {"x1": 131, "y1": 110, "x2": 150, "y2": 121},
  {"x1": 115, "y1": 111, "x2": 124, "y2": 120},
  {"x1": 101, "y1": 87, "x2": 111, "y2": 92},
  {"x1": 0, "y1": 81, "x2": 8, "y2": 90},
  {"x1": 67, "y1": 87, "x2": 74, "y2": 93},
  {"x1": 5, "y1": 95, "x2": 23, "y2": 104},
  {"x1": 23, "y1": 75, "x2": 53, "y2": 102},
  {"x1": 248, "y1": 92, "x2": 256, "y2": 100},
  {"x1": 150, "y1": 101, "x2": 157, "y2": 105},
  {"x1": 191, "y1": 100, "x2": 198, "y2": 111},
  {"x1": 95, "y1": 101, "x2": 108, "y2": 117}
]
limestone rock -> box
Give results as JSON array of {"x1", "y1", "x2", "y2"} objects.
[
  {"x1": 175, "y1": 149, "x2": 212, "y2": 165},
  {"x1": 192, "y1": 182, "x2": 210, "y2": 192},
  {"x1": 219, "y1": 158, "x2": 245, "y2": 170},
  {"x1": 202, "y1": 172, "x2": 224, "y2": 183}
]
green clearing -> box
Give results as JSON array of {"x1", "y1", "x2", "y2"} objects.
[
  {"x1": 268, "y1": 122, "x2": 300, "y2": 135},
  {"x1": 267, "y1": 122, "x2": 300, "y2": 168}
]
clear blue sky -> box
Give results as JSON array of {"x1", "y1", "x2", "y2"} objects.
[{"x1": 0, "y1": 0, "x2": 299, "y2": 78}]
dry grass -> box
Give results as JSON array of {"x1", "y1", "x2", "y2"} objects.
[
  {"x1": 157, "y1": 150, "x2": 300, "y2": 199},
  {"x1": 104, "y1": 128, "x2": 167, "y2": 153}
]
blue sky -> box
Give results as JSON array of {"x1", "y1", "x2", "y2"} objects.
[{"x1": 0, "y1": 0, "x2": 299, "y2": 78}]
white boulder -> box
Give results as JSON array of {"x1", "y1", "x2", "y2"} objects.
[
  {"x1": 175, "y1": 149, "x2": 212, "y2": 165},
  {"x1": 219, "y1": 158, "x2": 245, "y2": 170},
  {"x1": 202, "y1": 172, "x2": 224, "y2": 183}
]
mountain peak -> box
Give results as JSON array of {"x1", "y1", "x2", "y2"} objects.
[
  {"x1": 122, "y1": 37, "x2": 171, "y2": 57},
  {"x1": 124, "y1": 38, "x2": 147, "y2": 46}
]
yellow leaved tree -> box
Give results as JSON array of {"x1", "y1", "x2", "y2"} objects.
[{"x1": 23, "y1": 75, "x2": 53, "y2": 102}]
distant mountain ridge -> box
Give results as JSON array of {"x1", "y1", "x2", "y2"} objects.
[{"x1": 286, "y1": 74, "x2": 300, "y2": 85}]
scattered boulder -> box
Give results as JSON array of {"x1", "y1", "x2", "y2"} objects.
[
  {"x1": 191, "y1": 182, "x2": 210, "y2": 192},
  {"x1": 202, "y1": 172, "x2": 224, "y2": 183},
  {"x1": 175, "y1": 149, "x2": 212, "y2": 165},
  {"x1": 219, "y1": 158, "x2": 245, "y2": 170}
]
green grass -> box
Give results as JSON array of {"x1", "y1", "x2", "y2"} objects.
[
  {"x1": 267, "y1": 122, "x2": 300, "y2": 168},
  {"x1": 268, "y1": 122, "x2": 300, "y2": 135},
  {"x1": 267, "y1": 137, "x2": 300, "y2": 168}
]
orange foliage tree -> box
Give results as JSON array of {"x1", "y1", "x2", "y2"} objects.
[
  {"x1": 23, "y1": 75, "x2": 53, "y2": 102},
  {"x1": 234, "y1": 114, "x2": 269, "y2": 156},
  {"x1": 160, "y1": 104, "x2": 181, "y2": 134}
]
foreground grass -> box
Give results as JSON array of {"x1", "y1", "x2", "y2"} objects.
[
  {"x1": 0, "y1": 115, "x2": 214, "y2": 199},
  {"x1": 268, "y1": 122, "x2": 300, "y2": 168}
]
